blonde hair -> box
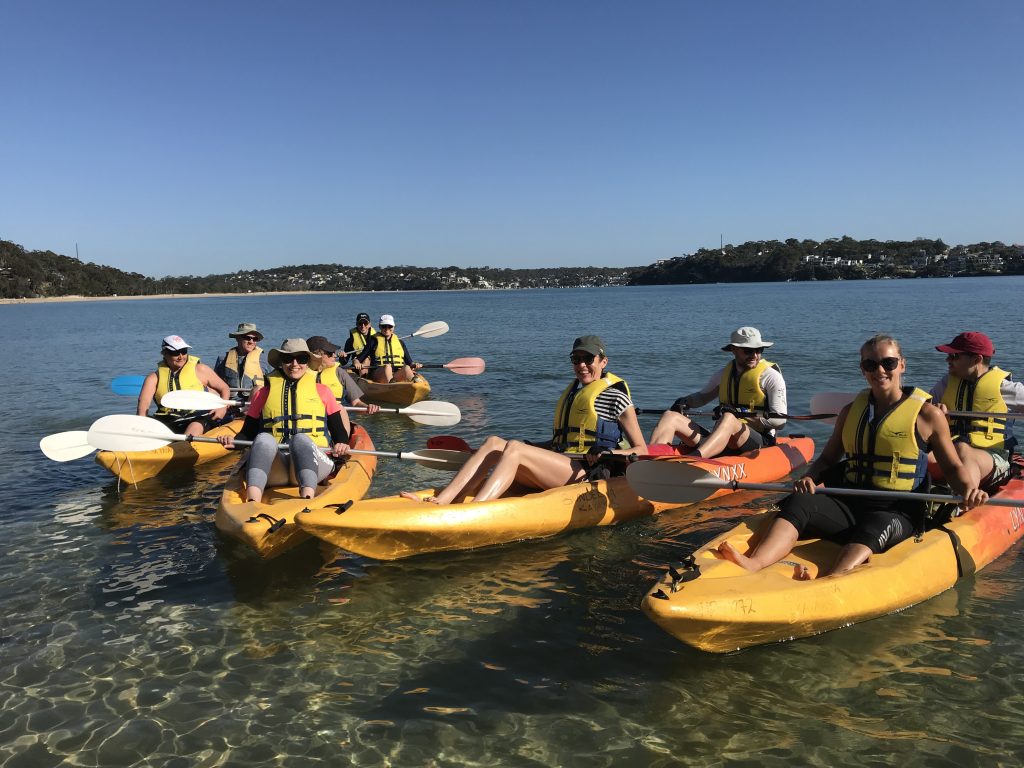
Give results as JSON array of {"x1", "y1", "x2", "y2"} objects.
[{"x1": 860, "y1": 334, "x2": 902, "y2": 357}]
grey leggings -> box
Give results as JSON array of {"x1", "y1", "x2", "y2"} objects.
[{"x1": 246, "y1": 432, "x2": 335, "y2": 493}]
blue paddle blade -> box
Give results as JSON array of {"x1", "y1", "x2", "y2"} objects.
[{"x1": 110, "y1": 375, "x2": 147, "y2": 396}]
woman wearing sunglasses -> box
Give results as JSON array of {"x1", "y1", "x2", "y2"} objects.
[
  {"x1": 137, "y1": 334, "x2": 233, "y2": 437},
  {"x1": 218, "y1": 339, "x2": 351, "y2": 502},
  {"x1": 718, "y1": 334, "x2": 988, "y2": 580},
  {"x1": 400, "y1": 335, "x2": 646, "y2": 505}
]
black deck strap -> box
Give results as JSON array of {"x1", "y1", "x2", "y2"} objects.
[
  {"x1": 937, "y1": 523, "x2": 976, "y2": 578},
  {"x1": 245, "y1": 512, "x2": 282, "y2": 528},
  {"x1": 650, "y1": 589, "x2": 670, "y2": 601},
  {"x1": 328, "y1": 500, "x2": 354, "y2": 516},
  {"x1": 667, "y1": 554, "x2": 701, "y2": 592}
]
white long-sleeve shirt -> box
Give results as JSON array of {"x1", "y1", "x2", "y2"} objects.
[{"x1": 683, "y1": 365, "x2": 788, "y2": 434}]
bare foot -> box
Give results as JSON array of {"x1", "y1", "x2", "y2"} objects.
[
  {"x1": 399, "y1": 492, "x2": 439, "y2": 503},
  {"x1": 794, "y1": 564, "x2": 812, "y2": 581},
  {"x1": 717, "y1": 541, "x2": 758, "y2": 572}
]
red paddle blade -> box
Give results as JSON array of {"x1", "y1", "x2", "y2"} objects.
[
  {"x1": 427, "y1": 435, "x2": 473, "y2": 452},
  {"x1": 443, "y1": 357, "x2": 485, "y2": 375}
]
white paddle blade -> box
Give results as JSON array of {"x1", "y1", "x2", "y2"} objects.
[
  {"x1": 40, "y1": 431, "x2": 96, "y2": 462},
  {"x1": 403, "y1": 448, "x2": 471, "y2": 470},
  {"x1": 625, "y1": 460, "x2": 729, "y2": 504},
  {"x1": 87, "y1": 415, "x2": 181, "y2": 452},
  {"x1": 160, "y1": 390, "x2": 238, "y2": 410},
  {"x1": 809, "y1": 392, "x2": 856, "y2": 424},
  {"x1": 401, "y1": 401, "x2": 462, "y2": 426},
  {"x1": 412, "y1": 321, "x2": 449, "y2": 339}
]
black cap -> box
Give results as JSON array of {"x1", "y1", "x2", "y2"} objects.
[
  {"x1": 306, "y1": 335, "x2": 340, "y2": 354},
  {"x1": 572, "y1": 335, "x2": 606, "y2": 356},
  {"x1": 356, "y1": 312, "x2": 371, "y2": 324}
]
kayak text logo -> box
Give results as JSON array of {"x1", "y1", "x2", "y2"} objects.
[{"x1": 709, "y1": 463, "x2": 748, "y2": 482}]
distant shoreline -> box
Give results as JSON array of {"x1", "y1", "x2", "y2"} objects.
[{"x1": 0, "y1": 289, "x2": 380, "y2": 305}]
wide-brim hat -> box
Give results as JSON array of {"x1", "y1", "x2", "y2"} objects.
[
  {"x1": 268, "y1": 338, "x2": 313, "y2": 369},
  {"x1": 229, "y1": 322, "x2": 264, "y2": 341},
  {"x1": 936, "y1": 331, "x2": 994, "y2": 357},
  {"x1": 722, "y1": 326, "x2": 773, "y2": 351}
]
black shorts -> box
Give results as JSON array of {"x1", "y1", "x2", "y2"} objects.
[
  {"x1": 153, "y1": 412, "x2": 216, "y2": 434},
  {"x1": 776, "y1": 492, "x2": 917, "y2": 554}
]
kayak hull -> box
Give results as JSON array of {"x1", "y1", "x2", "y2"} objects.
[
  {"x1": 294, "y1": 436, "x2": 814, "y2": 560},
  {"x1": 94, "y1": 418, "x2": 244, "y2": 484},
  {"x1": 215, "y1": 425, "x2": 377, "y2": 559},
  {"x1": 355, "y1": 375, "x2": 430, "y2": 407},
  {"x1": 641, "y1": 476, "x2": 1024, "y2": 653}
]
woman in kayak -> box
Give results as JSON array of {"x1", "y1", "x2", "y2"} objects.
[
  {"x1": 401, "y1": 335, "x2": 647, "y2": 505},
  {"x1": 718, "y1": 334, "x2": 989, "y2": 579},
  {"x1": 217, "y1": 339, "x2": 351, "y2": 502}
]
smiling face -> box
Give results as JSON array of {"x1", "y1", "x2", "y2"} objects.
[
  {"x1": 278, "y1": 353, "x2": 310, "y2": 380},
  {"x1": 379, "y1": 323, "x2": 394, "y2": 337},
  {"x1": 162, "y1": 347, "x2": 189, "y2": 371},
  {"x1": 570, "y1": 350, "x2": 608, "y2": 385},
  {"x1": 730, "y1": 345, "x2": 764, "y2": 371},
  {"x1": 236, "y1": 334, "x2": 260, "y2": 354},
  {"x1": 859, "y1": 339, "x2": 905, "y2": 398}
]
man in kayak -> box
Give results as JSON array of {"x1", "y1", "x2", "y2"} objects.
[
  {"x1": 306, "y1": 335, "x2": 380, "y2": 415},
  {"x1": 718, "y1": 334, "x2": 987, "y2": 579},
  {"x1": 137, "y1": 334, "x2": 233, "y2": 437},
  {"x1": 649, "y1": 327, "x2": 787, "y2": 458},
  {"x1": 217, "y1": 339, "x2": 351, "y2": 502},
  {"x1": 344, "y1": 312, "x2": 377, "y2": 376},
  {"x1": 400, "y1": 335, "x2": 646, "y2": 504},
  {"x1": 214, "y1": 322, "x2": 270, "y2": 393},
  {"x1": 930, "y1": 331, "x2": 1024, "y2": 490},
  {"x1": 354, "y1": 314, "x2": 423, "y2": 383}
]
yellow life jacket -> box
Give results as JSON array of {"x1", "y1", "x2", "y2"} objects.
[
  {"x1": 155, "y1": 356, "x2": 204, "y2": 417},
  {"x1": 718, "y1": 359, "x2": 778, "y2": 412},
  {"x1": 842, "y1": 386, "x2": 930, "y2": 491},
  {"x1": 315, "y1": 364, "x2": 345, "y2": 401},
  {"x1": 941, "y1": 367, "x2": 1013, "y2": 455},
  {"x1": 261, "y1": 371, "x2": 329, "y2": 447},
  {"x1": 349, "y1": 327, "x2": 378, "y2": 355},
  {"x1": 370, "y1": 334, "x2": 406, "y2": 368},
  {"x1": 551, "y1": 373, "x2": 631, "y2": 455},
  {"x1": 222, "y1": 346, "x2": 266, "y2": 390}
]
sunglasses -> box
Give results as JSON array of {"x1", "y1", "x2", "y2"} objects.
[
  {"x1": 279, "y1": 354, "x2": 310, "y2": 365},
  {"x1": 380, "y1": 324, "x2": 394, "y2": 330},
  {"x1": 570, "y1": 353, "x2": 597, "y2": 365},
  {"x1": 739, "y1": 347, "x2": 765, "y2": 355},
  {"x1": 319, "y1": 349, "x2": 337, "y2": 357},
  {"x1": 162, "y1": 348, "x2": 188, "y2": 356},
  {"x1": 241, "y1": 335, "x2": 260, "y2": 342},
  {"x1": 860, "y1": 357, "x2": 900, "y2": 372},
  {"x1": 946, "y1": 353, "x2": 967, "y2": 361}
]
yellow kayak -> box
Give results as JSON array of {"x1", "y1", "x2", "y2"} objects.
[
  {"x1": 355, "y1": 374, "x2": 430, "y2": 407},
  {"x1": 94, "y1": 418, "x2": 243, "y2": 484},
  {"x1": 293, "y1": 437, "x2": 815, "y2": 560},
  {"x1": 215, "y1": 425, "x2": 377, "y2": 559},
  {"x1": 641, "y1": 474, "x2": 1024, "y2": 653}
]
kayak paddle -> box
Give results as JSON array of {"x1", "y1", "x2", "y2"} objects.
[
  {"x1": 399, "y1": 320, "x2": 449, "y2": 341},
  {"x1": 634, "y1": 407, "x2": 837, "y2": 421},
  {"x1": 810, "y1": 391, "x2": 1024, "y2": 423},
  {"x1": 111, "y1": 374, "x2": 248, "y2": 398},
  {"x1": 625, "y1": 460, "x2": 1024, "y2": 508},
  {"x1": 418, "y1": 357, "x2": 486, "y2": 375},
  {"x1": 159, "y1": 389, "x2": 462, "y2": 426},
  {"x1": 85, "y1": 415, "x2": 469, "y2": 470},
  {"x1": 40, "y1": 431, "x2": 96, "y2": 462}
]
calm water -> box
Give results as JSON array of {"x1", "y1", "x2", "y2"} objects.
[{"x1": 2, "y1": 279, "x2": 1024, "y2": 766}]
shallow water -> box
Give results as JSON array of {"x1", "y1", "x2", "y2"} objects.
[{"x1": 2, "y1": 280, "x2": 1023, "y2": 766}]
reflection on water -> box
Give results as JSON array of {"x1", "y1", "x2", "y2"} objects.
[{"x1": 4, "y1": 283, "x2": 1024, "y2": 764}]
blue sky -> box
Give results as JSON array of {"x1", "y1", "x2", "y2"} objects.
[{"x1": 2, "y1": 1, "x2": 1021, "y2": 278}]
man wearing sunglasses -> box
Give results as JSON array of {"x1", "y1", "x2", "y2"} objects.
[
  {"x1": 306, "y1": 335, "x2": 381, "y2": 415},
  {"x1": 214, "y1": 322, "x2": 270, "y2": 394},
  {"x1": 649, "y1": 326, "x2": 788, "y2": 459},
  {"x1": 343, "y1": 312, "x2": 378, "y2": 376},
  {"x1": 930, "y1": 331, "x2": 1024, "y2": 489},
  {"x1": 137, "y1": 334, "x2": 233, "y2": 437}
]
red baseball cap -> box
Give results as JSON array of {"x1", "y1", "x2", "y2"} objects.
[{"x1": 935, "y1": 331, "x2": 994, "y2": 357}]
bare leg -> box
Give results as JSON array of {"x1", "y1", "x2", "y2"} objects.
[
  {"x1": 825, "y1": 543, "x2": 872, "y2": 575},
  {"x1": 693, "y1": 413, "x2": 747, "y2": 459},
  {"x1": 185, "y1": 420, "x2": 206, "y2": 437},
  {"x1": 391, "y1": 365, "x2": 415, "y2": 382},
  {"x1": 955, "y1": 442, "x2": 992, "y2": 489},
  {"x1": 472, "y1": 441, "x2": 584, "y2": 502},
  {"x1": 426, "y1": 436, "x2": 510, "y2": 505},
  {"x1": 717, "y1": 517, "x2": 800, "y2": 572},
  {"x1": 650, "y1": 411, "x2": 704, "y2": 446}
]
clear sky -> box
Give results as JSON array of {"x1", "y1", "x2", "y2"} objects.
[{"x1": 2, "y1": 1, "x2": 1021, "y2": 278}]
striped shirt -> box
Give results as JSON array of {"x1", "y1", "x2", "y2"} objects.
[{"x1": 593, "y1": 387, "x2": 634, "y2": 422}]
